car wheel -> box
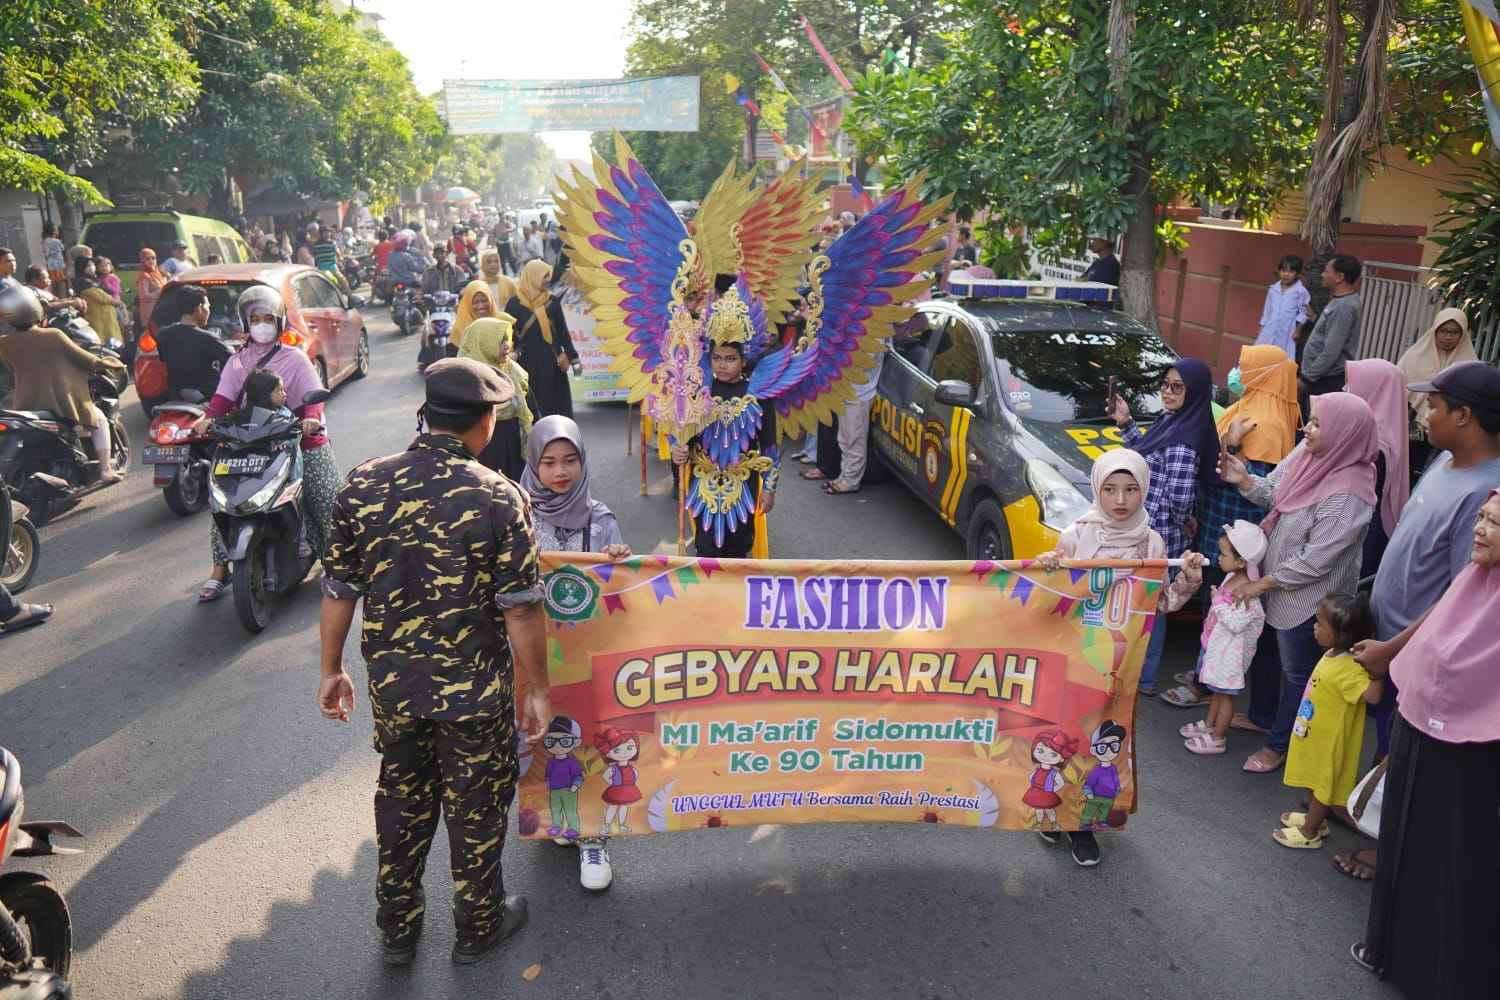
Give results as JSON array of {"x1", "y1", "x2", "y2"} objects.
[
  {"x1": 965, "y1": 498, "x2": 1013, "y2": 562},
  {"x1": 353, "y1": 330, "x2": 371, "y2": 379}
]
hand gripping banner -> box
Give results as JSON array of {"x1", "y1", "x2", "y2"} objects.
[{"x1": 518, "y1": 555, "x2": 1169, "y2": 840}]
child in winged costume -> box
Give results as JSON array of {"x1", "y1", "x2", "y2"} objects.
[{"x1": 555, "y1": 133, "x2": 949, "y2": 561}]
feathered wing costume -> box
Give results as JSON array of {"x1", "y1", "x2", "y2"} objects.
[{"x1": 557, "y1": 133, "x2": 948, "y2": 554}]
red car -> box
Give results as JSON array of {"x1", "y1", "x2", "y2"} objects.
[{"x1": 134, "y1": 263, "x2": 371, "y2": 414}]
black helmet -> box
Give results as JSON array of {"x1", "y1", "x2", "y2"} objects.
[
  {"x1": 452, "y1": 225, "x2": 464, "y2": 236},
  {"x1": 0, "y1": 284, "x2": 45, "y2": 333}
]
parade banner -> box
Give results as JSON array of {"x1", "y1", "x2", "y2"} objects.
[
  {"x1": 558, "y1": 279, "x2": 630, "y2": 402},
  {"x1": 442, "y1": 76, "x2": 700, "y2": 135},
  {"x1": 518, "y1": 555, "x2": 1167, "y2": 840}
]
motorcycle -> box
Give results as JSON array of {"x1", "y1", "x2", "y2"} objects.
[
  {"x1": 0, "y1": 478, "x2": 39, "y2": 595},
  {"x1": 370, "y1": 267, "x2": 391, "y2": 306},
  {"x1": 0, "y1": 345, "x2": 130, "y2": 527},
  {"x1": 417, "y1": 291, "x2": 458, "y2": 373},
  {"x1": 390, "y1": 284, "x2": 417, "y2": 336},
  {"x1": 0, "y1": 747, "x2": 83, "y2": 998},
  {"x1": 142, "y1": 390, "x2": 214, "y2": 517},
  {"x1": 207, "y1": 388, "x2": 331, "y2": 633}
]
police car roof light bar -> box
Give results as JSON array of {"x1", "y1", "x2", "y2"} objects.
[{"x1": 948, "y1": 276, "x2": 1118, "y2": 304}]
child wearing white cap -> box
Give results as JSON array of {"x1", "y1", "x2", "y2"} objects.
[{"x1": 1181, "y1": 519, "x2": 1268, "y2": 754}]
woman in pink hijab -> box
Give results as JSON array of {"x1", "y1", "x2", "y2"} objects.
[
  {"x1": 1218, "y1": 392, "x2": 1378, "y2": 773},
  {"x1": 1350, "y1": 490, "x2": 1500, "y2": 995},
  {"x1": 1343, "y1": 358, "x2": 1410, "y2": 574}
]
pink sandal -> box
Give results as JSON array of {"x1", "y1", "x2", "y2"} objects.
[
  {"x1": 1178, "y1": 720, "x2": 1212, "y2": 738},
  {"x1": 1184, "y1": 733, "x2": 1227, "y2": 755}
]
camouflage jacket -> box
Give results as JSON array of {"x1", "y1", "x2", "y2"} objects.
[{"x1": 323, "y1": 433, "x2": 541, "y2": 721}]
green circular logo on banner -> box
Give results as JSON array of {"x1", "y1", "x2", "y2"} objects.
[{"x1": 544, "y1": 566, "x2": 600, "y2": 622}]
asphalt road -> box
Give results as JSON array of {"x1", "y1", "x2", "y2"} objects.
[{"x1": 1, "y1": 305, "x2": 1400, "y2": 999}]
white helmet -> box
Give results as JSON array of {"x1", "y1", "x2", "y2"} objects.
[{"x1": 237, "y1": 283, "x2": 289, "y2": 335}]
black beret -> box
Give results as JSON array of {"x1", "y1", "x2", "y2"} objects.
[{"x1": 423, "y1": 357, "x2": 514, "y2": 414}]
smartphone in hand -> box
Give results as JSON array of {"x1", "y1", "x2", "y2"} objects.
[{"x1": 1106, "y1": 375, "x2": 1119, "y2": 414}]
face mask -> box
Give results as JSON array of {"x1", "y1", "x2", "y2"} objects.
[
  {"x1": 1227, "y1": 367, "x2": 1244, "y2": 398},
  {"x1": 249, "y1": 322, "x2": 277, "y2": 344}
]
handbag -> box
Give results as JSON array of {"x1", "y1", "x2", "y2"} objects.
[{"x1": 1349, "y1": 757, "x2": 1387, "y2": 839}]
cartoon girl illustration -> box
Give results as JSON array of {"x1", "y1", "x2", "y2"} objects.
[
  {"x1": 595, "y1": 728, "x2": 643, "y2": 835},
  {"x1": 1024, "y1": 729, "x2": 1078, "y2": 830}
]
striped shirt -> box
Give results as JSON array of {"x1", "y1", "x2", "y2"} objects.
[
  {"x1": 1122, "y1": 423, "x2": 1197, "y2": 557},
  {"x1": 311, "y1": 240, "x2": 339, "y2": 273},
  {"x1": 1239, "y1": 465, "x2": 1374, "y2": 630}
]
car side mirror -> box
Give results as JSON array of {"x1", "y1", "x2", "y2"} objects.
[
  {"x1": 347, "y1": 295, "x2": 367, "y2": 310},
  {"x1": 934, "y1": 379, "x2": 977, "y2": 408},
  {"x1": 302, "y1": 388, "x2": 332, "y2": 406}
]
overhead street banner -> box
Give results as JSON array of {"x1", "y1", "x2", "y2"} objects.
[
  {"x1": 441, "y1": 76, "x2": 700, "y2": 135},
  {"x1": 516, "y1": 555, "x2": 1167, "y2": 839}
]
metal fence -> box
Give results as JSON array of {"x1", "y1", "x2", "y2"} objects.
[{"x1": 1359, "y1": 261, "x2": 1500, "y2": 364}]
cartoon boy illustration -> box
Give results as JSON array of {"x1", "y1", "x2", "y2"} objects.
[
  {"x1": 1079, "y1": 720, "x2": 1126, "y2": 830},
  {"x1": 544, "y1": 716, "x2": 585, "y2": 841}
]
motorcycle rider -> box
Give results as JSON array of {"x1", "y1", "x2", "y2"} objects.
[
  {"x1": 155, "y1": 284, "x2": 232, "y2": 402},
  {"x1": 0, "y1": 284, "x2": 126, "y2": 483},
  {"x1": 22, "y1": 266, "x2": 87, "y2": 316},
  {"x1": 420, "y1": 243, "x2": 467, "y2": 297},
  {"x1": 386, "y1": 232, "x2": 426, "y2": 290},
  {"x1": 189, "y1": 284, "x2": 339, "y2": 603},
  {"x1": 408, "y1": 221, "x2": 433, "y2": 260},
  {"x1": 0, "y1": 474, "x2": 51, "y2": 636}
]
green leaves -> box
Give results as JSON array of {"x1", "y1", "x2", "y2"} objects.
[{"x1": 1430, "y1": 157, "x2": 1500, "y2": 337}]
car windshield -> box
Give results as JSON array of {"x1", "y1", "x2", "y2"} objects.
[
  {"x1": 981, "y1": 319, "x2": 1177, "y2": 423},
  {"x1": 155, "y1": 280, "x2": 257, "y2": 336},
  {"x1": 82, "y1": 221, "x2": 179, "y2": 269}
]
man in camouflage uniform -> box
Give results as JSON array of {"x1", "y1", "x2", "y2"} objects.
[{"x1": 318, "y1": 357, "x2": 553, "y2": 966}]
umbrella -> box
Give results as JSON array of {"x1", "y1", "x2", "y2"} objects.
[{"x1": 441, "y1": 186, "x2": 480, "y2": 203}]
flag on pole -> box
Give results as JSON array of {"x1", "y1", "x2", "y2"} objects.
[
  {"x1": 753, "y1": 50, "x2": 831, "y2": 144},
  {"x1": 800, "y1": 15, "x2": 854, "y2": 92},
  {"x1": 1461, "y1": 0, "x2": 1500, "y2": 150}
]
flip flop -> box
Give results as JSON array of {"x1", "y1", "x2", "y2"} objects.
[
  {"x1": 1241, "y1": 750, "x2": 1285, "y2": 774},
  {"x1": 1272, "y1": 825, "x2": 1324, "y2": 849},
  {"x1": 1172, "y1": 670, "x2": 1198, "y2": 686},
  {"x1": 799, "y1": 469, "x2": 829, "y2": 481},
  {"x1": 0, "y1": 603, "x2": 53, "y2": 635},
  {"x1": 1137, "y1": 685, "x2": 1157, "y2": 698},
  {"x1": 1230, "y1": 714, "x2": 1268, "y2": 734},
  {"x1": 1349, "y1": 942, "x2": 1378, "y2": 973},
  {"x1": 1161, "y1": 685, "x2": 1206, "y2": 708},
  {"x1": 823, "y1": 482, "x2": 862, "y2": 495},
  {"x1": 197, "y1": 578, "x2": 230, "y2": 604},
  {"x1": 1279, "y1": 811, "x2": 1331, "y2": 838},
  {"x1": 1184, "y1": 733, "x2": 1227, "y2": 755},
  {"x1": 1334, "y1": 850, "x2": 1378, "y2": 881},
  {"x1": 1178, "y1": 720, "x2": 1213, "y2": 738}
]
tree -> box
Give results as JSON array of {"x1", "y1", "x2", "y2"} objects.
[
  {"x1": 107, "y1": 0, "x2": 445, "y2": 216},
  {"x1": 430, "y1": 135, "x2": 557, "y2": 208},
  {"x1": 607, "y1": 1, "x2": 960, "y2": 200},
  {"x1": 847, "y1": 1, "x2": 1324, "y2": 328},
  {"x1": 0, "y1": 0, "x2": 199, "y2": 234}
]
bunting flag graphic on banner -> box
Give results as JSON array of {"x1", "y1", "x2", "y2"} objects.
[{"x1": 519, "y1": 555, "x2": 1168, "y2": 839}]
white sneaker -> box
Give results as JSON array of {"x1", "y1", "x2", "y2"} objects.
[{"x1": 578, "y1": 839, "x2": 612, "y2": 891}]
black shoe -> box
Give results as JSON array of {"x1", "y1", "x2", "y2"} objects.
[
  {"x1": 381, "y1": 924, "x2": 421, "y2": 966},
  {"x1": 1066, "y1": 831, "x2": 1102, "y2": 867},
  {"x1": 1036, "y1": 829, "x2": 1061, "y2": 845},
  {"x1": 452, "y1": 896, "x2": 528, "y2": 965}
]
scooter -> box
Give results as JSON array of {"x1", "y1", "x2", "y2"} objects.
[
  {"x1": 207, "y1": 389, "x2": 331, "y2": 633},
  {"x1": 390, "y1": 284, "x2": 417, "y2": 336},
  {"x1": 417, "y1": 291, "x2": 458, "y2": 373},
  {"x1": 371, "y1": 267, "x2": 391, "y2": 306},
  {"x1": 0, "y1": 747, "x2": 83, "y2": 998},
  {"x1": 142, "y1": 390, "x2": 214, "y2": 516},
  {"x1": 0, "y1": 345, "x2": 130, "y2": 526},
  {"x1": 0, "y1": 479, "x2": 39, "y2": 595}
]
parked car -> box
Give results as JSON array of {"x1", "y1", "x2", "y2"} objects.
[
  {"x1": 80, "y1": 210, "x2": 254, "y2": 315},
  {"x1": 871, "y1": 278, "x2": 1177, "y2": 560},
  {"x1": 132, "y1": 263, "x2": 371, "y2": 416}
]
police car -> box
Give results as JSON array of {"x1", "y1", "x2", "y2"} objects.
[{"x1": 870, "y1": 277, "x2": 1177, "y2": 560}]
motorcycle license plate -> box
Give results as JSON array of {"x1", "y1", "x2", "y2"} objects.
[
  {"x1": 142, "y1": 445, "x2": 189, "y2": 465},
  {"x1": 214, "y1": 455, "x2": 270, "y2": 476}
]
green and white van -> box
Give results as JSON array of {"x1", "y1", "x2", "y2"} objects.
[{"x1": 80, "y1": 210, "x2": 253, "y2": 313}]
